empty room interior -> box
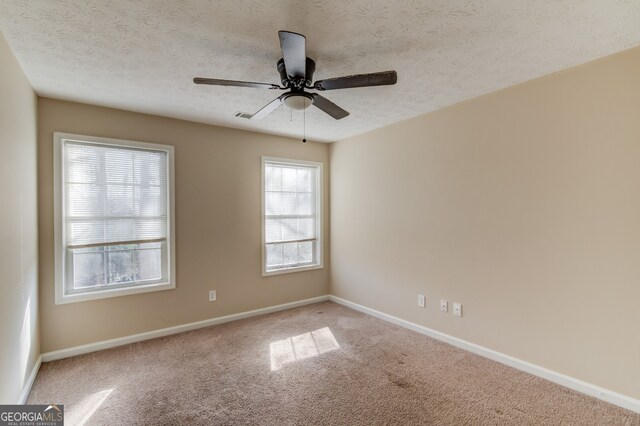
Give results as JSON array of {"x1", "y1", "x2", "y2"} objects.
[{"x1": 2, "y1": 1, "x2": 640, "y2": 424}]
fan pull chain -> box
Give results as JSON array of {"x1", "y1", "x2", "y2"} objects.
[{"x1": 302, "y1": 105, "x2": 307, "y2": 143}]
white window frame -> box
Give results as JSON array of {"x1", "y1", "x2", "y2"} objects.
[
  {"x1": 262, "y1": 157, "x2": 323, "y2": 276},
  {"x1": 53, "y1": 132, "x2": 176, "y2": 304}
]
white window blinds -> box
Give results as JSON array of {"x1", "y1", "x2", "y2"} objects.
[
  {"x1": 64, "y1": 141, "x2": 168, "y2": 247},
  {"x1": 263, "y1": 159, "x2": 322, "y2": 273},
  {"x1": 55, "y1": 133, "x2": 174, "y2": 304}
]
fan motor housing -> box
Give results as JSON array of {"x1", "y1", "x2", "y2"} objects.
[{"x1": 277, "y1": 57, "x2": 316, "y2": 88}]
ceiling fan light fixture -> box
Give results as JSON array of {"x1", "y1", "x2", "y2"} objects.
[{"x1": 282, "y1": 93, "x2": 313, "y2": 110}]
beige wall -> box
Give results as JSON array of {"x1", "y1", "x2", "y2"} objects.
[
  {"x1": 38, "y1": 98, "x2": 330, "y2": 352},
  {"x1": 0, "y1": 34, "x2": 39, "y2": 403},
  {"x1": 330, "y1": 47, "x2": 640, "y2": 399}
]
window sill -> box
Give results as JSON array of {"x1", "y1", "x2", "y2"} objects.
[
  {"x1": 55, "y1": 281, "x2": 175, "y2": 305},
  {"x1": 262, "y1": 264, "x2": 323, "y2": 277}
]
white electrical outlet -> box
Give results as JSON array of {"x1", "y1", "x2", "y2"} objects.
[
  {"x1": 440, "y1": 300, "x2": 448, "y2": 313},
  {"x1": 209, "y1": 290, "x2": 217, "y2": 302},
  {"x1": 453, "y1": 302, "x2": 462, "y2": 317},
  {"x1": 417, "y1": 294, "x2": 425, "y2": 308}
]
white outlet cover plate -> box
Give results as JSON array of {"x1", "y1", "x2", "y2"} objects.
[
  {"x1": 209, "y1": 290, "x2": 217, "y2": 302},
  {"x1": 440, "y1": 300, "x2": 448, "y2": 312},
  {"x1": 418, "y1": 294, "x2": 426, "y2": 308},
  {"x1": 453, "y1": 303, "x2": 462, "y2": 317}
]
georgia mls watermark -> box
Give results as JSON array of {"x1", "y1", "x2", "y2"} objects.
[{"x1": 0, "y1": 405, "x2": 63, "y2": 426}]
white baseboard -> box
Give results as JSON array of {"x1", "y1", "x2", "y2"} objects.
[
  {"x1": 18, "y1": 355, "x2": 42, "y2": 404},
  {"x1": 41, "y1": 295, "x2": 329, "y2": 362},
  {"x1": 33, "y1": 293, "x2": 640, "y2": 414},
  {"x1": 329, "y1": 295, "x2": 640, "y2": 414}
]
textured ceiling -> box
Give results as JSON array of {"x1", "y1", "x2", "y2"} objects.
[{"x1": 2, "y1": 1, "x2": 640, "y2": 142}]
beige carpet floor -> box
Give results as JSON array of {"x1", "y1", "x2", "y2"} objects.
[{"x1": 28, "y1": 301, "x2": 639, "y2": 425}]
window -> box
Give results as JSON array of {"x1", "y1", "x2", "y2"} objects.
[
  {"x1": 262, "y1": 157, "x2": 323, "y2": 275},
  {"x1": 54, "y1": 133, "x2": 175, "y2": 304}
]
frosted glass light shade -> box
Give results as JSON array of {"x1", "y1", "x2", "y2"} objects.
[{"x1": 283, "y1": 94, "x2": 312, "y2": 110}]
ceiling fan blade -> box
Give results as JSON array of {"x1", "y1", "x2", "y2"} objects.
[
  {"x1": 250, "y1": 95, "x2": 285, "y2": 120},
  {"x1": 314, "y1": 70, "x2": 397, "y2": 91},
  {"x1": 193, "y1": 77, "x2": 280, "y2": 90},
  {"x1": 311, "y1": 94, "x2": 349, "y2": 120},
  {"x1": 278, "y1": 31, "x2": 306, "y2": 79}
]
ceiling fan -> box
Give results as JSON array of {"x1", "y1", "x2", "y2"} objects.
[{"x1": 193, "y1": 31, "x2": 397, "y2": 121}]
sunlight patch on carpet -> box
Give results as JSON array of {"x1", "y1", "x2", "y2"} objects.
[
  {"x1": 270, "y1": 327, "x2": 340, "y2": 371},
  {"x1": 66, "y1": 389, "x2": 113, "y2": 426}
]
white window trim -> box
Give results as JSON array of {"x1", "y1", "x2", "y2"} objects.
[
  {"x1": 261, "y1": 156, "x2": 323, "y2": 276},
  {"x1": 53, "y1": 132, "x2": 176, "y2": 304}
]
